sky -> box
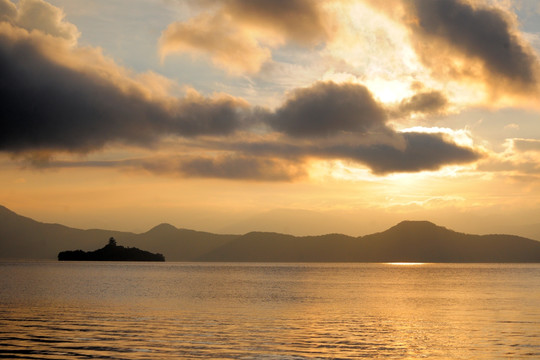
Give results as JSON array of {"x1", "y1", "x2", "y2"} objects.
[{"x1": 2, "y1": 0, "x2": 540, "y2": 237}]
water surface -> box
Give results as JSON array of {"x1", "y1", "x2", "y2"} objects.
[{"x1": 1, "y1": 262, "x2": 539, "y2": 359}]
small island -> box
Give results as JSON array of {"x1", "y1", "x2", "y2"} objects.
[{"x1": 58, "y1": 237, "x2": 165, "y2": 261}]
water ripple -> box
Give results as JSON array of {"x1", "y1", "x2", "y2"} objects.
[{"x1": 1, "y1": 262, "x2": 540, "y2": 359}]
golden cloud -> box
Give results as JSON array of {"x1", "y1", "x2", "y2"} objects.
[
  {"x1": 160, "y1": 0, "x2": 333, "y2": 74},
  {"x1": 159, "y1": 12, "x2": 271, "y2": 74},
  {"x1": 1, "y1": 0, "x2": 79, "y2": 45}
]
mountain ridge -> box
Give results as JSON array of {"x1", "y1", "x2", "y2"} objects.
[{"x1": 1, "y1": 205, "x2": 540, "y2": 262}]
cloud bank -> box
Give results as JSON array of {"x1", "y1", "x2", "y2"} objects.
[
  {"x1": 0, "y1": 20, "x2": 250, "y2": 152},
  {"x1": 0, "y1": 0, "x2": 483, "y2": 180}
]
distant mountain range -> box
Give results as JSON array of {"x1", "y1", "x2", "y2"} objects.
[{"x1": 1, "y1": 205, "x2": 540, "y2": 262}]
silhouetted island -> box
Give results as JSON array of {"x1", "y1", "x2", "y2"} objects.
[{"x1": 58, "y1": 237, "x2": 165, "y2": 261}]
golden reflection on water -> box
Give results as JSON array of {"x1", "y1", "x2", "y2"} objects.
[
  {"x1": 0, "y1": 262, "x2": 539, "y2": 359},
  {"x1": 385, "y1": 262, "x2": 429, "y2": 266}
]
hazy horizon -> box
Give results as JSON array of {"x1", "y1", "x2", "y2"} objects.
[{"x1": 4, "y1": 203, "x2": 540, "y2": 243}]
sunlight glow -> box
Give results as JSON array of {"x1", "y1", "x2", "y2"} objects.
[
  {"x1": 399, "y1": 126, "x2": 475, "y2": 147},
  {"x1": 364, "y1": 78, "x2": 413, "y2": 104},
  {"x1": 385, "y1": 262, "x2": 429, "y2": 266},
  {"x1": 322, "y1": 1, "x2": 425, "y2": 105}
]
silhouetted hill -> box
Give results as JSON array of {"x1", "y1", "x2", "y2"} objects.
[
  {"x1": 0, "y1": 207, "x2": 235, "y2": 261},
  {"x1": 199, "y1": 221, "x2": 540, "y2": 262},
  {"x1": 0, "y1": 205, "x2": 134, "y2": 259},
  {"x1": 357, "y1": 221, "x2": 540, "y2": 262},
  {"x1": 1, "y1": 205, "x2": 540, "y2": 262},
  {"x1": 199, "y1": 232, "x2": 357, "y2": 262},
  {"x1": 144, "y1": 223, "x2": 180, "y2": 237},
  {"x1": 136, "y1": 224, "x2": 237, "y2": 261},
  {"x1": 59, "y1": 238, "x2": 164, "y2": 261}
]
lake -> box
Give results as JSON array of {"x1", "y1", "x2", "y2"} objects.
[{"x1": 1, "y1": 261, "x2": 539, "y2": 359}]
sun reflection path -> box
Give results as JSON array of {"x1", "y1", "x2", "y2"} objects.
[{"x1": 385, "y1": 262, "x2": 429, "y2": 266}]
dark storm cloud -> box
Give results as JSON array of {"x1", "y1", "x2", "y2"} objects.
[
  {"x1": 33, "y1": 130, "x2": 481, "y2": 178},
  {"x1": 0, "y1": 27, "x2": 250, "y2": 152},
  {"x1": 404, "y1": 0, "x2": 539, "y2": 88},
  {"x1": 216, "y1": 79, "x2": 478, "y2": 174},
  {"x1": 223, "y1": 131, "x2": 482, "y2": 175},
  {"x1": 328, "y1": 132, "x2": 481, "y2": 174},
  {"x1": 396, "y1": 90, "x2": 448, "y2": 116},
  {"x1": 269, "y1": 81, "x2": 389, "y2": 138}
]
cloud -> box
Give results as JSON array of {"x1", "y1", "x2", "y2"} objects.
[
  {"x1": 511, "y1": 139, "x2": 540, "y2": 153},
  {"x1": 1, "y1": 0, "x2": 79, "y2": 45},
  {"x1": 402, "y1": 0, "x2": 540, "y2": 94},
  {"x1": 28, "y1": 128, "x2": 481, "y2": 178},
  {"x1": 218, "y1": 0, "x2": 329, "y2": 45},
  {"x1": 260, "y1": 81, "x2": 480, "y2": 174},
  {"x1": 395, "y1": 90, "x2": 448, "y2": 116},
  {"x1": 159, "y1": 12, "x2": 271, "y2": 74},
  {"x1": 0, "y1": 0, "x2": 16, "y2": 23},
  {"x1": 476, "y1": 138, "x2": 540, "y2": 177},
  {"x1": 478, "y1": 157, "x2": 540, "y2": 176},
  {"x1": 160, "y1": 0, "x2": 330, "y2": 74},
  {"x1": 226, "y1": 131, "x2": 482, "y2": 175},
  {"x1": 0, "y1": 21, "x2": 251, "y2": 152},
  {"x1": 0, "y1": 0, "x2": 483, "y2": 179},
  {"x1": 504, "y1": 123, "x2": 520, "y2": 131},
  {"x1": 29, "y1": 155, "x2": 305, "y2": 181},
  {"x1": 177, "y1": 155, "x2": 305, "y2": 181},
  {"x1": 3, "y1": 41, "x2": 481, "y2": 177},
  {"x1": 342, "y1": 131, "x2": 481, "y2": 174},
  {"x1": 269, "y1": 81, "x2": 389, "y2": 138}
]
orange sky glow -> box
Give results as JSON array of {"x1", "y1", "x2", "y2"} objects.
[{"x1": 2, "y1": 0, "x2": 540, "y2": 237}]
